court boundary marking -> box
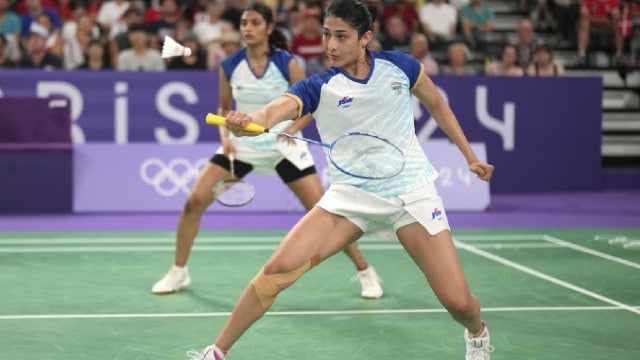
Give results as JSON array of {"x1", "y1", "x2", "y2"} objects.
[
  {"x1": 0, "y1": 234, "x2": 544, "y2": 245},
  {"x1": 1, "y1": 234, "x2": 640, "y2": 266},
  {"x1": 0, "y1": 234, "x2": 559, "y2": 252},
  {"x1": 2, "y1": 232, "x2": 638, "y2": 316},
  {"x1": 0, "y1": 243, "x2": 560, "y2": 252},
  {"x1": 456, "y1": 241, "x2": 640, "y2": 315},
  {"x1": 543, "y1": 235, "x2": 640, "y2": 269},
  {"x1": 2, "y1": 305, "x2": 640, "y2": 321}
]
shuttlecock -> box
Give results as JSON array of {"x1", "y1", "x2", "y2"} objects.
[{"x1": 161, "y1": 35, "x2": 192, "y2": 58}]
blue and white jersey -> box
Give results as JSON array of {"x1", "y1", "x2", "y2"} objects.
[
  {"x1": 287, "y1": 50, "x2": 439, "y2": 198},
  {"x1": 221, "y1": 47, "x2": 297, "y2": 151}
]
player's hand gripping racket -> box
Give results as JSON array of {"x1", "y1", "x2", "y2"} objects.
[
  {"x1": 206, "y1": 113, "x2": 405, "y2": 180},
  {"x1": 214, "y1": 154, "x2": 255, "y2": 207}
]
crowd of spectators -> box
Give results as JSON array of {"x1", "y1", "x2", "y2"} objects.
[{"x1": 1, "y1": 0, "x2": 637, "y2": 73}]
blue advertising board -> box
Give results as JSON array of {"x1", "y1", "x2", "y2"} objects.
[{"x1": 0, "y1": 70, "x2": 602, "y2": 193}]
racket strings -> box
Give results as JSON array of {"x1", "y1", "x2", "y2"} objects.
[
  {"x1": 215, "y1": 180, "x2": 255, "y2": 207},
  {"x1": 330, "y1": 133, "x2": 405, "y2": 180},
  {"x1": 214, "y1": 155, "x2": 255, "y2": 207}
]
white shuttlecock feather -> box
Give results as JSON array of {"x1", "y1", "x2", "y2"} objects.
[{"x1": 161, "y1": 35, "x2": 192, "y2": 58}]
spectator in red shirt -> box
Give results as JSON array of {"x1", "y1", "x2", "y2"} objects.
[
  {"x1": 578, "y1": 0, "x2": 623, "y2": 63},
  {"x1": 290, "y1": 7, "x2": 323, "y2": 62},
  {"x1": 143, "y1": 0, "x2": 164, "y2": 25},
  {"x1": 379, "y1": 13, "x2": 412, "y2": 53},
  {"x1": 618, "y1": 0, "x2": 640, "y2": 41},
  {"x1": 58, "y1": 0, "x2": 99, "y2": 23},
  {"x1": 382, "y1": 0, "x2": 420, "y2": 32},
  {"x1": 15, "y1": 0, "x2": 58, "y2": 15}
]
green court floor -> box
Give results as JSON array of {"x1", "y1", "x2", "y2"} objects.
[{"x1": 1, "y1": 228, "x2": 639, "y2": 359}]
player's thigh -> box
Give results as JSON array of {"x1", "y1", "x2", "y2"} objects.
[
  {"x1": 396, "y1": 223, "x2": 472, "y2": 302},
  {"x1": 276, "y1": 156, "x2": 323, "y2": 210},
  {"x1": 264, "y1": 207, "x2": 363, "y2": 274},
  {"x1": 189, "y1": 162, "x2": 230, "y2": 203},
  {"x1": 285, "y1": 173, "x2": 324, "y2": 210}
]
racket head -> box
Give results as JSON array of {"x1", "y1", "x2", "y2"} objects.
[
  {"x1": 328, "y1": 132, "x2": 405, "y2": 180},
  {"x1": 214, "y1": 179, "x2": 255, "y2": 207}
]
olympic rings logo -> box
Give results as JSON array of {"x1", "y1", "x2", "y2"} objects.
[{"x1": 139, "y1": 157, "x2": 208, "y2": 196}]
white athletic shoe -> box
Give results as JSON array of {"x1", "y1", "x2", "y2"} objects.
[
  {"x1": 464, "y1": 322, "x2": 494, "y2": 360},
  {"x1": 352, "y1": 266, "x2": 383, "y2": 299},
  {"x1": 187, "y1": 345, "x2": 226, "y2": 360},
  {"x1": 151, "y1": 265, "x2": 191, "y2": 294}
]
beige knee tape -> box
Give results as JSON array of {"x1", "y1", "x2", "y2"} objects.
[{"x1": 250, "y1": 257, "x2": 318, "y2": 309}]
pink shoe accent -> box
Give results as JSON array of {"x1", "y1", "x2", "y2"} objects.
[
  {"x1": 468, "y1": 321, "x2": 487, "y2": 339},
  {"x1": 212, "y1": 346, "x2": 226, "y2": 360}
]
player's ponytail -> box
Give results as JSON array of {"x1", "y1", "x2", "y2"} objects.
[
  {"x1": 268, "y1": 28, "x2": 289, "y2": 51},
  {"x1": 367, "y1": 3, "x2": 378, "y2": 27}
]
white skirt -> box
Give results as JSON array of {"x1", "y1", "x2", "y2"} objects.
[{"x1": 316, "y1": 182, "x2": 450, "y2": 236}]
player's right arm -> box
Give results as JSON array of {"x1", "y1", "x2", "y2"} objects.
[
  {"x1": 226, "y1": 95, "x2": 300, "y2": 136},
  {"x1": 227, "y1": 62, "x2": 317, "y2": 135},
  {"x1": 284, "y1": 59, "x2": 313, "y2": 136},
  {"x1": 218, "y1": 67, "x2": 236, "y2": 156},
  {"x1": 279, "y1": 58, "x2": 313, "y2": 142}
]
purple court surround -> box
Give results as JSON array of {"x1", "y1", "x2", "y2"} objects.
[{"x1": 1, "y1": 191, "x2": 639, "y2": 231}]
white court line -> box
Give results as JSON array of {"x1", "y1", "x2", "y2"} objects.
[
  {"x1": 0, "y1": 237, "x2": 382, "y2": 245},
  {"x1": 1, "y1": 305, "x2": 639, "y2": 321},
  {"x1": 455, "y1": 241, "x2": 640, "y2": 315},
  {"x1": 450, "y1": 235, "x2": 543, "y2": 241},
  {"x1": 0, "y1": 237, "x2": 294, "y2": 245},
  {"x1": 0, "y1": 234, "x2": 543, "y2": 245},
  {"x1": 0, "y1": 243, "x2": 560, "y2": 253},
  {"x1": 543, "y1": 235, "x2": 640, "y2": 270}
]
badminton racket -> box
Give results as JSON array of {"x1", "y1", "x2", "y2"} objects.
[
  {"x1": 214, "y1": 154, "x2": 255, "y2": 207},
  {"x1": 206, "y1": 113, "x2": 405, "y2": 180}
]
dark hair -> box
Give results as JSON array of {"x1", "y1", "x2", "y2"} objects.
[
  {"x1": 128, "y1": 22, "x2": 147, "y2": 34},
  {"x1": 87, "y1": 39, "x2": 104, "y2": 48},
  {"x1": 37, "y1": 11, "x2": 55, "y2": 25},
  {"x1": 535, "y1": 43, "x2": 552, "y2": 54},
  {"x1": 325, "y1": 0, "x2": 377, "y2": 37},
  {"x1": 535, "y1": 43, "x2": 553, "y2": 60},
  {"x1": 244, "y1": 1, "x2": 289, "y2": 51},
  {"x1": 122, "y1": 6, "x2": 143, "y2": 18}
]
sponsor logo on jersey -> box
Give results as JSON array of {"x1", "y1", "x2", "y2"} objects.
[
  {"x1": 390, "y1": 81, "x2": 403, "y2": 94},
  {"x1": 337, "y1": 96, "x2": 353, "y2": 108}
]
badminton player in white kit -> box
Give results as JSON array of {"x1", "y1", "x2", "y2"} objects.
[
  {"x1": 188, "y1": 0, "x2": 495, "y2": 359},
  {"x1": 152, "y1": 1, "x2": 383, "y2": 300}
]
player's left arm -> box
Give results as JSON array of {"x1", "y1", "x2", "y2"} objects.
[{"x1": 411, "y1": 72, "x2": 494, "y2": 181}]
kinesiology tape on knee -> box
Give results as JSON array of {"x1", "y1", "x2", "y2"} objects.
[{"x1": 250, "y1": 257, "x2": 319, "y2": 309}]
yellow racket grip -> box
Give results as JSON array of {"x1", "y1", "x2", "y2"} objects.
[{"x1": 205, "y1": 113, "x2": 267, "y2": 133}]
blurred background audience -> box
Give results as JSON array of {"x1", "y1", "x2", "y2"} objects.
[{"x1": 0, "y1": 0, "x2": 637, "y2": 72}]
